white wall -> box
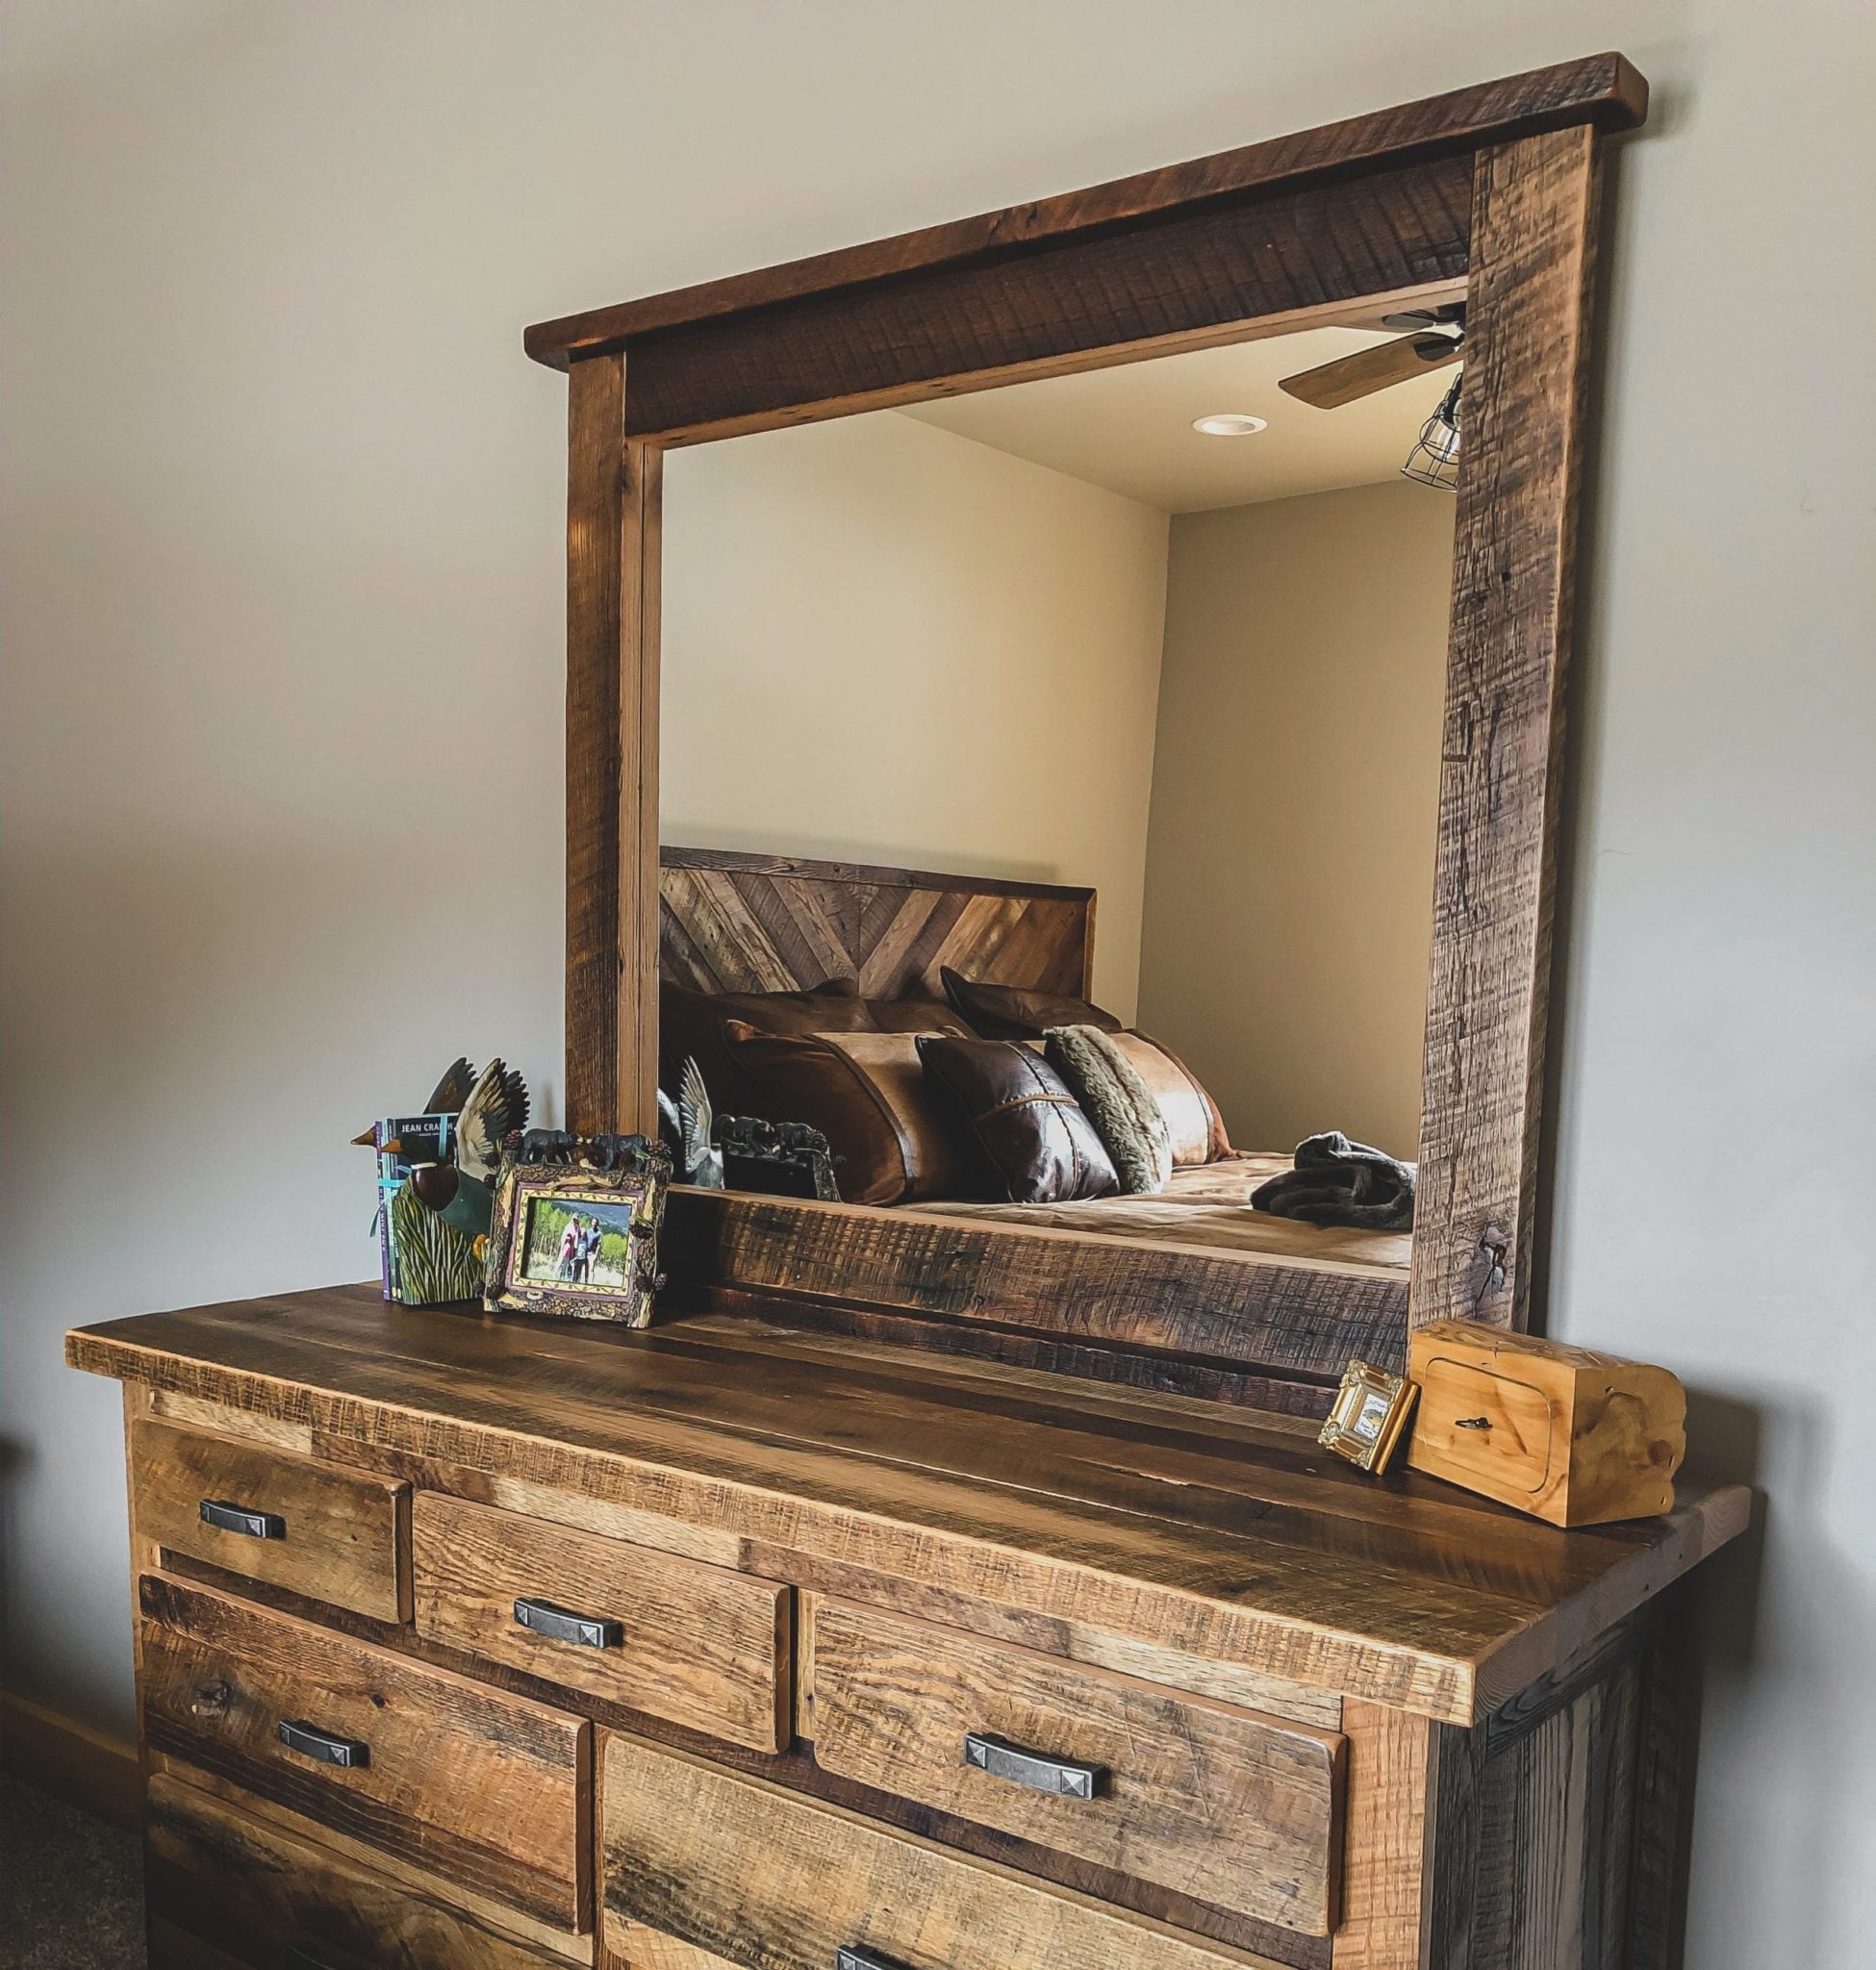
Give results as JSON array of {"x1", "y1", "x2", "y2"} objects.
[
  {"x1": 1137, "y1": 484, "x2": 1454, "y2": 1159},
  {"x1": 2, "y1": 5, "x2": 1870, "y2": 1959},
  {"x1": 661, "y1": 415, "x2": 1169, "y2": 1014}
]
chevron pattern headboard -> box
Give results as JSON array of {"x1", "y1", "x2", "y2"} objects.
[{"x1": 659, "y1": 847, "x2": 1094, "y2": 1002}]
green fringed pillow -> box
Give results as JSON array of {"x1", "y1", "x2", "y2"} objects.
[{"x1": 1043, "y1": 1024, "x2": 1174, "y2": 1194}]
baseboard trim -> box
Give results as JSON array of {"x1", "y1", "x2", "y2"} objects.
[{"x1": 0, "y1": 1691, "x2": 142, "y2": 1829}]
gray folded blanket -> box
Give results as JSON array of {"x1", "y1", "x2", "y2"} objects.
[{"x1": 1251, "y1": 1131, "x2": 1416, "y2": 1230}]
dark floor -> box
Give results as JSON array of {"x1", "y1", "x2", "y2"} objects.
[{"x1": 0, "y1": 1778, "x2": 145, "y2": 1968}]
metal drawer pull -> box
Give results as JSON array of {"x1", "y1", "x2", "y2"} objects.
[
  {"x1": 1454, "y1": 1416, "x2": 1493, "y2": 1430},
  {"x1": 513, "y1": 1597, "x2": 623, "y2": 1650},
  {"x1": 837, "y1": 1950, "x2": 912, "y2": 1970},
  {"x1": 199, "y1": 1498, "x2": 286, "y2": 1540},
  {"x1": 963, "y1": 1730, "x2": 1104, "y2": 1801},
  {"x1": 277, "y1": 1719, "x2": 369, "y2": 1768}
]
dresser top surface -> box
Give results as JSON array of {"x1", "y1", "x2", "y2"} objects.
[{"x1": 69, "y1": 1283, "x2": 1748, "y2": 1726}]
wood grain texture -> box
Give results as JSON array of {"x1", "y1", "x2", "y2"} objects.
[
  {"x1": 607, "y1": 1925, "x2": 740, "y2": 1970},
  {"x1": 1624, "y1": 1616, "x2": 1692, "y2": 1970},
  {"x1": 139, "y1": 1571, "x2": 589, "y2": 1929},
  {"x1": 807, "y1": 1598, "x2": 1345, "y2": 1935},
  {"x1": 1410, "y1": 124, "x2": 1605, "y2": 1335},
  {"x1": 145, "y1": 1752, "x2": 595, "y2": 1963},
  {"x1": 660, "y1": 847, "x2": 1093, "y2": 999},
  {"x1": 1407, "y1": 1323, "x2": 1686, "y2": 1527},
  {"x1": 619, "y1": 160, "x2": 1471, "y2": 442},
  {"x1": 411, "y1": 1491, "x2": 791, "y2": 1752},
  {"x1": 567, "y1": 357, "x2": 662, "y2": 1136},
  {"x1": 71, "y1": 1289, "x2": 1749, "y2": 1727},
  {"x1": 151, "y1": 1554, "x2": 1322, "y2": 1967},
  {"x1": 524, "y1": 55, "x2": 1646, "y2": 366},
  {"x1": 132, "y1": 1414, "x2": 410, "y2": 1622},
  {"x1": 145, "y1": 1773, "x2": 570, "y2": 1970},
  {"x1": 661, "y1": 1187, "x2": 1409, "y2": 1380},
  {"x1": 1473, "y1": 1657, "x2": 1641, "y2": 1968},
  {"x1": 1331, "y1": 1704, "x2": 1433, "y2": 1970},
  {"x1": 676, "y1": 1280, "x2": 1348, "y2": 1416},
  {"x1": 787, "y1": 1564, "x2": 1342, "y2": 1730},
  {"x1": 601, "y1": 1732, "x2": 1293, "y2": 1970}
]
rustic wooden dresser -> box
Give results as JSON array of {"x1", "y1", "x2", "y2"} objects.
[{"x1": 69, "y1": 1285, "x2": 1746, "y2": 1970}]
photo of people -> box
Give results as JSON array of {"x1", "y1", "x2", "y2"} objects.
[{"x1": 520, "y1": 1196, "x2": 641, "y2": 1290}]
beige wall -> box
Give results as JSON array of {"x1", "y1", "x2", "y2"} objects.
[
  {"x1": 2, "y1": 6, "x2": 1871, "y2": 1960},
  {"x1": 1137, "y1": 483, "x2": 1453, "y2": 1160},
  {"x1": 661, "y1": 414, "x2": 1169, "y2": 1015}
]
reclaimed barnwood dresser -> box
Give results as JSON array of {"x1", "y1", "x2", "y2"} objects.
[{"x1": 68, "y1": 1285, "x2": 1747, "y2": 1970}]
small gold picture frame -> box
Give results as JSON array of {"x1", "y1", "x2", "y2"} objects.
[{"x1": 1320, "y1": 1360, "x2": 1418, "y2": 1474}]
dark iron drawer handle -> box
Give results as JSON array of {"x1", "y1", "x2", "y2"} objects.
[
  {"x1": 513, "y1": 1597, "x2": 623, "y2": 1650},
  {"x1": 277, "y1": 1719, "x2": 369, "y2": 1768},
  {"x1": 963, "y1": 1730, "x2": 1104, "y2": 1801},
  {"x1": 837, "y1": 1950, "x2": 912, "y2": 1970},
  {"x1": 1454, "y1": 1416, "x2": 1493, "y2": 1430},
  {"x1": 199, "y1": 1498, "x2": 286, "y2": 1540}
]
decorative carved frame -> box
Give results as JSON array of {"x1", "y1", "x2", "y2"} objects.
[{"x1": 529, "y1": 54, "x2": 1644, "y2": 1401}]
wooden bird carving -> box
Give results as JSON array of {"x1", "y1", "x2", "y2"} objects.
[{"x1": 455, "y1": 1058, "x2": 529, "y2": 1184}]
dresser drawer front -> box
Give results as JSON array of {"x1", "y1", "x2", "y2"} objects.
[
  {"x1": 411, "y1": 1493, "x2": 790, "y2": 1752},
  {"x1": 145, "y1": 1772, "x2": 573, "y2": 1969},
  {"x1": 808, "y1": 1600, "x2": 1344, "y2": 1937},
  {"x1": 139, "y1": 1573, "x2": 588, "y2": 1930},
  {"x1": 601, "y1": 1735, "x2": 1253, "y2": 1970},
  {"x1": 132, "y1": 1417, "x2": 410, "y2": 1623}
]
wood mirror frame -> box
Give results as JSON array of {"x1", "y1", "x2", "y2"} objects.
[{"x1": 527, "y1": 53, "x2": 1646, "y2": 1411}]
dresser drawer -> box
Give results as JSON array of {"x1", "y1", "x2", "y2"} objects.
[
  {"x1": 145, "y1": 1772, "x2": 575, "y2": 1969},
  {"x1": 601, "y1": 1734, "x2": 1252, "y2": 1970},
  {"x1": 132, "y1": 1417, "x2": 410, "y2": 1623},
  {"x1": 411, "y1": 1492, "x2": 790, "y2": 1753},
  {"x1": 139, "y1": 1572, "x2": 589, "y2": 1931},
  {"x1": 807, "y1": 1600, "x2": 1345, "y2": 1937}
]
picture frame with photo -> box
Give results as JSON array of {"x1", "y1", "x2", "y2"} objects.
[{"x1": 482, "y1": 1132, "x2": 672, "y2": 1324}]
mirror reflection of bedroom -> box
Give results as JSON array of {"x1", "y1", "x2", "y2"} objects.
[{"x1": 657, "y1": 310, "x2": 1462, "y2": 1280}]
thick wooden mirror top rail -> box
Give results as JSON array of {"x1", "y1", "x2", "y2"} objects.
[{"x1": 532, "y1": 55, "x2": 1647, "y2": 1407}]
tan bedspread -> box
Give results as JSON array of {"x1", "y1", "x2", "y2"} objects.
[{"x1": 912, "y1": 1152, "x2": 1411, "y2": 1273}]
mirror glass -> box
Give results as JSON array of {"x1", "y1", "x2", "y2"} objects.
[{"x1": 658, "y1": 304, "x2": 1463, "y2": 1282}]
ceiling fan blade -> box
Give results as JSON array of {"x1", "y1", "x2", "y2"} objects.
[
  {"x1": 1278, "y1": 333, "x2": 1462, "y2": 410},
  {"x1": 1380, "y1": 301, "x2": 1466, "y2": 333}
]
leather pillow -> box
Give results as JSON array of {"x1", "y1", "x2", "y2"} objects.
[
  {"x1": 659, "y1": 976, "x2": 874, "y2": 1111},
  {"x1": 939, "y1": 966, "x2": 1123, "y2": 1043},
  {"x1": 860, "y1": 995, "x2": 976, "y2": 1038},
  {"x1": 915, "y1": 1037, "x2": 1120, "y2": 1204},
  {"x1": 723, "y1": 1024, "x2": 973, "y2": 1207},
  {"x1": 1110, "y1": 1031, "x2": 1223, "y2": 1166}
]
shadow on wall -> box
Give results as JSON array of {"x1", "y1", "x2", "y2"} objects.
[{"x1": 1663, "y1": 1379, "x2": 1859, "y2": 1970}]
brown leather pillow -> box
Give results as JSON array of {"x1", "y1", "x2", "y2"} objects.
[
  {"x1": 659, "y1": 976, "x2": 874, "y2": 1109},
  {"x1": 860, "y1": 995, "x2": 976, "y2": 1037},
  {"x1": 940, "y1": 966, "x2": 1123, "y2": 1042},
  {"x1": 1109, "y1": 1031, "x2": 1223, "y2": 1165},
  {"x1": 723, "y1": 1024, "x2": 974, "y2": 1207},
  {"x1": 915, "y1": 1037, "x2": 1120, "y2": 1204}
]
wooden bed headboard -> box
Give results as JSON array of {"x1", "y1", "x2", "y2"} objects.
[{"x1": 659, "y1": 847, "x2": 1095, "y2": 1000}]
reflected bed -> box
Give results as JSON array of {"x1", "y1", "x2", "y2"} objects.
[{"x1": 660, "y1": 845, "x2": 1409, "y2": 1276}]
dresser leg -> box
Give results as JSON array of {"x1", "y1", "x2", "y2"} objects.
[{"x1": 1625, "y1": 1606, "x2": 1695, "y2": 1970}]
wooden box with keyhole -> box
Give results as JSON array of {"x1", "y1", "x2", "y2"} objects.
[{"x1": 1407, "y1": 1321, "x2": 1688, "y2": 1527}]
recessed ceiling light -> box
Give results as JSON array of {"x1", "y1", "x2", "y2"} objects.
[{"x1": 1192, "y1": 413, "x2": 1268, "y2": 438}]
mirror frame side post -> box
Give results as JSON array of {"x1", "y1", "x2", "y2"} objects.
[{"x1": 566, "y1": 351, "x2": 662, "y2": 1137}]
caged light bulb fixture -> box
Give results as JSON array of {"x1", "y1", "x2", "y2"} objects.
[{"x1": 1402, "y1": 373, "x2": 1463, "y2": 489}]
